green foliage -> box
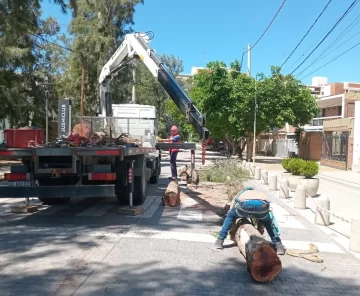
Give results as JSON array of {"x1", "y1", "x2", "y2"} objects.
[
  {"x1": 300, "y1": 160, "x2": 319, "y2": 178},
  {"x1": 281, "y1": 158, "x2": 292, "y2": 172},
  {"x1": 66, "y1": 0, "x2": 144, "y2": 114},
  {"x1": 288, "y1": 158, "x2": 306, "y2": 175},
  {"x1": 199, "y1": 159, "x2": 248, "y2": 183},
  {"x1": 0, "y1": 1, "x2": 68, "y2": 126},
  {"x1": 190, "y1": 63, "x2": 319, "y2": 143},
  {"x1": 198, "y1": 159, "x2": 249, "y2": 201}
]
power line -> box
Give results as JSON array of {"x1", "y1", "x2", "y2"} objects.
[
  {"x1": 290, "y1": 0, "x2": 359, "y2": 75},
  {"x1": 296, "y1": 29, "x2": 360, "y2": 78},
  {"x1": 280, "y1": 0, "x2": 333, "y2": 70},
  {"x1": 299, "y1": 39, "x2": 360, "y2": 80},
  {"x1": 240, "y1": 0, "x2": 287, "y2": 70},
  {"x1": 287, "y1": 0, "x2": 359, "y2": 72},
  {"x1": 308, "y1": 12, "x2": 360, "y2": 67},
  {"x1": 28, "y1": 32, "x2": 83, "y2": 55}
]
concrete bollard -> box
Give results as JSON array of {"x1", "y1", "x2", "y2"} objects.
[
  {"x1": 268, "y1": 175, "x2": 277, "y2": 191},
  {"x1": 255, "y1": 167, "x2": 261, "y2": 180},
  {"x1": 261, "y1": 170, "x2": 268, "y2": 185},
  {"x1": 245, "y1": 162, "x2": 251, "y2": 170},
  {"x1": 279, "y1": 179, "x2": 289, "y2": 199},
  {"x1": 294, "y1": 184, "x2": 307, "y2": 209},
  {"x1": 314, "y1": 196, "x2": 330, "y2": 226},
  {"x1": 350, "y1": 212, "x2": 360, "y2": 253},
  {"x1": 242, "y1": 160, "x2": 247, "y2": 168},
  {"x1": 250, "y1": 164, "x2": 256, "y2": 176}
]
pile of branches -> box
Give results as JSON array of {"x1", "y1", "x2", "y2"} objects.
[{"x1": 27, "y1": 130, "x2": 142, "y2": 148}]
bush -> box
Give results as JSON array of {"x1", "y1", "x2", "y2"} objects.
[
  {"x1": 198, "y1": 159, "x2": 249, "y2": 201},
  {"x1": 281, "y1": 158, "x2": 292, "y2": 172},
  {"x1": 288, "y1": 158, "x2": 305, "y2": 175},
  {"x1": 300, "y1": 160, "x2": 319, "y2": 178}
]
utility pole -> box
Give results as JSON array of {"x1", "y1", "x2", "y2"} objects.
[
  {"x1": 252, "y1": 77, "x2": 257, "y2": 166},
  {"x1": 80, "y1": 56, "x2": 86, "y2": 116},
  {"x1": 132, "y1": 67, "x2": 136, "y2": 103},
  {"x1": 247, "y1": 44, "x2": 251, "y2": 76},
  {"x1": 44, "y1": 75, "x2": 49, "y2": 144}
]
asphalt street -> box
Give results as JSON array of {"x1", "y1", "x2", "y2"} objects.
[{"x1": 0, "y1": 148, "x2": 359, "y2": 296}]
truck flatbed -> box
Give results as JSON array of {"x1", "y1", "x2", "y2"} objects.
[{"x1": 0, "y1": 146, "x2": 156, "y2": 159}]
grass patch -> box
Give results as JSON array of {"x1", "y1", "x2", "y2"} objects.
[{"x1": 198, "y1": 159, "x2": 249, "y2": 201}]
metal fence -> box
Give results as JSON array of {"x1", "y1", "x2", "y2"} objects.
[{"x1": 321, "y1": 133, "x2": 348, "y2": 162}]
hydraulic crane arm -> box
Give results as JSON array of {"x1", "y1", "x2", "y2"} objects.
[{"x1": 98, "y1": 32, "x2": 209, "y2": 141}]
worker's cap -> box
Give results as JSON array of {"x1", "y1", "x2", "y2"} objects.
[{"x1": 171, "y1": 125, "x2": 178, "y2": 131}]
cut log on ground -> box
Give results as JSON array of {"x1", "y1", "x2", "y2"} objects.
[
  {"x1": 190, "y1": 169, "x2": 199, "y2": 186},
  {"x1": 230, "y1": 219, "x2": 282, "y2": 283},
  {"x1": 163, "y1": 178, "x2": 180, "y2": 207},
  {"x1": 178, "y1": 165, "x2": 199, "y2": 186}
]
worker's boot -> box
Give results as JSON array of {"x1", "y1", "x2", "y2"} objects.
[
  {"x1": 214, "y1": 239, "x2": 224, "y2": 249},
  {"x1": 275, "y1": 241, "x2": 286, "y2": 255}
]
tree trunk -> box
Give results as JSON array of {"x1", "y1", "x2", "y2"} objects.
[
  {"x1": 163, "y1": 179, "x2": 180, "y2": 207},
  {"x1": 235, "y1": 138, "x2": 247, "y2": 159},
  {"x1": 230, "y1": 219, "x2": 282, "y2": 283}
]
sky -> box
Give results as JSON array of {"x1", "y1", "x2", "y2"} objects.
[{"x1": 41, "y1": 0, "x2": 360, "y2": 86}]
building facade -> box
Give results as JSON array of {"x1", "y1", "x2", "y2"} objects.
[{"x1": 300, "y1": 77, "x2": 360, "y2": 171}]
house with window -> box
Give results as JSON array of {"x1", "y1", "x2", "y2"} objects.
[{"x1": 300, "y1": 77, "x2": 360, "y2": 170}]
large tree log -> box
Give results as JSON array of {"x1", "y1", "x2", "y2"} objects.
[
  {"x1": 230, "y1": 219, "x2": 282, "y2": 283},
  {"x1": 163, "y1": 178, "x2": 180, "y2": 207}
]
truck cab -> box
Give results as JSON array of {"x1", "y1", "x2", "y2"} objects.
[{"x1": 112, "y1": 103, "x2": 160, "y2": 184}]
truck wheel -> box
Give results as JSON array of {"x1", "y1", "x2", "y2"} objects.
[
  {"x1": 133, "y1": 163, "x2": 147, "y2": 205},
  {"x1": 149, "y1": 159, "x2": 160, "y2": 184},
  {"x1": 38, "y1": 197, "x2": 71, "y2": 205}
]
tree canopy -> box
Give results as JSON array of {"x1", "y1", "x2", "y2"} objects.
[
  {"x1": 0, "y1": 1, "x2": 319, "y2": 148},
  {"x1": 190, "y1": 61, "x2": 319, "y2": 144}
]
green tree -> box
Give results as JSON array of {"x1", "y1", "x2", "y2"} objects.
[
  {"x1": 0, "y1": 0, "x2": 73, "y2": 125},
  {"x1": 190, "y1": 61, "x2": 319, "y2": 159},
  {"x1": 66, "y1": 0, "x2": 144, "y2": 114}
]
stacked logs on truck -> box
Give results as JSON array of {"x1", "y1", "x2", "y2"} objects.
[
  {"x1": 229, "y1": 219, "x2": 282, "y2": 283},
  {"x1": 162, "y1": 177, "x2": 180, "y2": 207},
  {"x1": 178, "y1": 165, "x2": 199, "y2": 186}
]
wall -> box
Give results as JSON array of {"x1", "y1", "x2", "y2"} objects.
[
  {"x1": 331, "y1": 83, "x2": 344, "y2": 95},
  {"x1": 352, "y1": 101, "x2": 360, "y2": 173},
  {"x1": 320, "y1": 158, "x2": 347, "y2": 170},
  {"x1": 323, "y1": 106, "x2": 341, "y2": 117},
  {"x1": 299, "y1": 132, "x2": 321, "y2": 161}
]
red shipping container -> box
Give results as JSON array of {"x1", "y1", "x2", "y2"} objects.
[{"x1": 4, "y1": 129, "x2": 44, "y2": 148}]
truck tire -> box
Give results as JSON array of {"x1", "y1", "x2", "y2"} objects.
[
  {"x1": 133, "y1": 162, "x2": 147, "y2": 205},
  {"x1": 149, "y1": 159, "x2": 160, "y2": 184}
]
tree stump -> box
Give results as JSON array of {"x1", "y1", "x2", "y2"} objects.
[
  {"x1": 230, "y1": 219, "x2": 282, "y2": 283},
  {"x1": 163, "y1": 178, "x2": 180, "y2": 207}
]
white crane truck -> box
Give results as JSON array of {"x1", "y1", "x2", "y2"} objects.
[{"x1": 0, "y1": 32, "x2": 209, "y2": 206}]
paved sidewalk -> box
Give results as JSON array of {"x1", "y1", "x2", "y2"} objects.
[{"x1": 253, "y1": 156, "x2": 360, "y2": 238}]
